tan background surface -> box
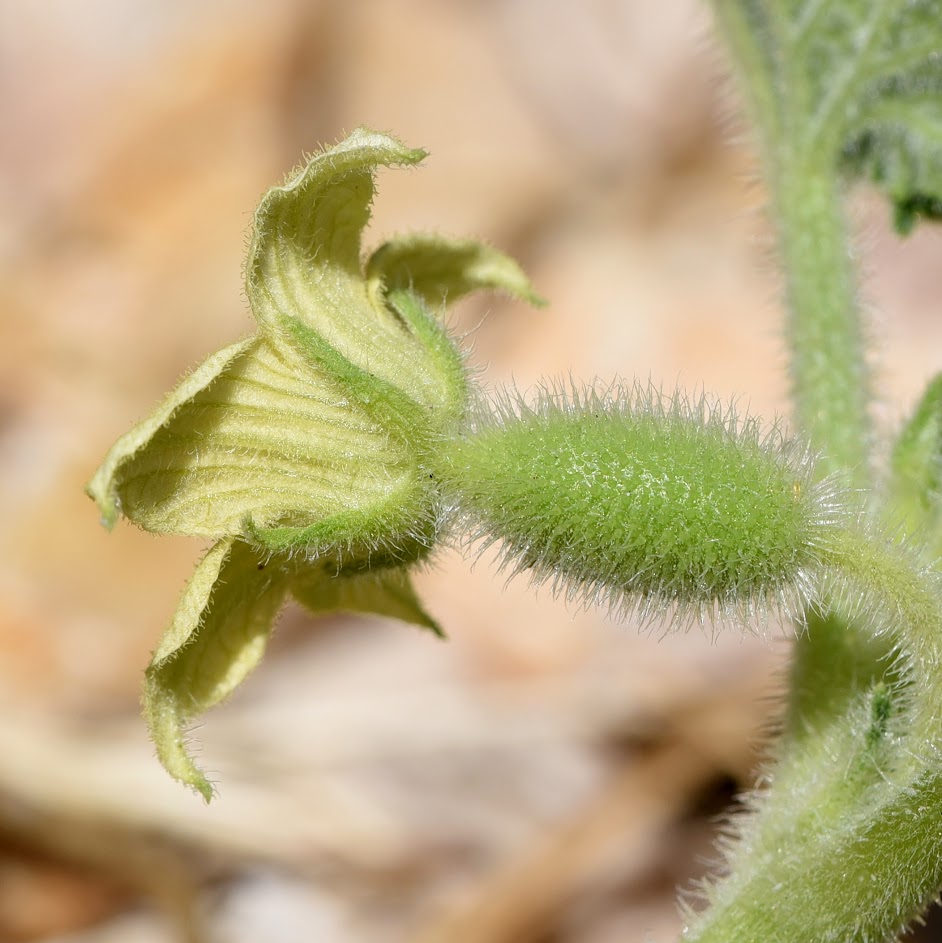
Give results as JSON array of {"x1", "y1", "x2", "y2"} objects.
[{"x1": 1, "y1": 1, "x2": 941, "y2": 940}]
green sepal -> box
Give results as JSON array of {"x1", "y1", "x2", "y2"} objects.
[
  {"x1": 87, "y1": 338, "x2": 421, "y2": 539},
  {"x1": 244, "y1": 497, "x2": 437, "y2": 566},
  {"x1": 361, "y1": 231, "x2": 546, "y2": 425},
  {"x1": 365, "y1": 233, "x2": 546, "y2": 312},
  {"x1": 144, "y1": 538, "x2": 291, "y2": 801},
  {"x1": 87, "y1": 338, "x2": 254, "y2": 530},
  {"x1": 279, "y1": 312, "x2": 436, "y2": 434},
  {"x1": 292, "y1": 566, "x2": 444, "y2": 638},
  {"x1": 383, "y1": 288, "x2": 472, "y2": 424},
  {"x1": 890, "y1": 373, "x2": 942, "y2": 533}
]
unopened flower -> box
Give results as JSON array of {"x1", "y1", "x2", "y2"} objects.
[{"x1": 88, "y1": 129, "x2": 541, "y2": 799}]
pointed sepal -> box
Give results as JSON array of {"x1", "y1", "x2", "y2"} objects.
[
  {"x1": 292, "y1": 566, "x2": 444, "y2": 638},
  {"x1": 366, "y1": 233, "x2": 546, "y2": 313},
  {"x1": 144, "y1": 538, "x2": 291, "y2": 800}
]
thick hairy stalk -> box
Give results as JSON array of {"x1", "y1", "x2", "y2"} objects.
[
  {"x1": 774, "y1": 169, "x2": 870, "y2": 483},
  {"x1": 439, "y1": 383, "x2": 842, "y2": 627},
  {"x1": 687, "y1": 529, "x2": 942, "y2": 943}
]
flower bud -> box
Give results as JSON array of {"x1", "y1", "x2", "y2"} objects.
[{"x1": 87, "y1": 129, "x2": 541, "y2": 798}]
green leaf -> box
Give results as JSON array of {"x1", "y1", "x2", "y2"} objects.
[
  {"x1": 292, "y1": 566, "x2": 444, "y2": 637},
  {"x1": 365, "y1": 234, "x2": 546, "y2": 312},
  {"x1": 144, "y1": 538, "x2": 291, "y2": 801},
  {"x1": 88, "y1": 337, "x2": 424, "y2": 543},
  {"x1": 842, "y1": 81, "x2": 942, "y2": 233},
  {"x1": 890, "y1": 373, "x2": 942, "y2": 530},
  {"x1": 714, "y1": 0, "x2": 942, "y2": 233}
]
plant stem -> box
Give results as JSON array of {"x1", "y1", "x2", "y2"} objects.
[
  {"x1": 766, "y1": 161, "x2": 888, "y2": 801},
  {"x1": 766, "y1": 60, "x2": 892, "y2": 760},
  {"x1": 686, "y1": 530, "x2": 942, "y2": 943},
  {"x1": 773, "y1": 164, "x2": 871, "y2": 486},
  {"x1": 710, "y1": 0, "x2": 884, "y2": 758},
  {"x1": 781, "y1": 606, "x2": 888, "y2": 750}
]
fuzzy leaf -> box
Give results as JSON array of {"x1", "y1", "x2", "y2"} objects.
[
  {"x1": 88, "y1": 337, "x2": 422, "y2": 542},
  {"x1": 716, "y1": 0, "x2": 942, "y2": 233},
  {"x1": 890, "y1": 373, "x2": 942, "y2": 529},
  {"x1": 144, "y1": 538, "x2": 290, "y2": 800},
  {"x1": 841, "y1": 59, "x2": 942, "y2": 233},
  {"x1": 365, "y1": 234, "x2": 546, "y2": 312},
  {"x1": 292, "y1": 566, "x2": 444, "y2": 637}
]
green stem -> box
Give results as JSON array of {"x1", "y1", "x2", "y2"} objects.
[
  {"x1": 697, "y1": 6, "x2": 933, "y2": 941},
  {"x1": 686, "y1": 530, "x2": 942, "y2": 943},
  {"x1": 774, "y1": 165, "x2": 871, "y2": 485},
  {"x1": 771, "y1": 159, "x2": 883, "y2": 799},
  {"x1": 710, "y1": 5, "x2": 872, "y2": 480},
  {"x1": 711, "y1": 0, "x2": 880, "y2": 738},
  {"x1": 769, "y1": 123, "x2": 882, "y2": 794},
  {"x1": 782, "y1": 606, "x2": 888, "y2": 751}
]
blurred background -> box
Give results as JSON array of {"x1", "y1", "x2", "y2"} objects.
[{"x1": 2, "y1": 1, "x2": 942, "y2": 941}]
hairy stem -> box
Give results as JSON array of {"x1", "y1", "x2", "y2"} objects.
[
  {"x1": 774, "y1": 165, "x2": 871, "y2": 485},
  {"x1": 686, "y1": 529, "x2": 942, "y2": 943},
  {"x1": 711, "y1": 5, "x2": 871, "y2": 480},
  {"x1": 711, "y1": 0, "x2": 881, "y2": 752},
  {"x1": 765, "y1": 112, "x2": 889, "y2": 906},
  {"x1": 781, "y1": 606, "x2": 889, "y2": 749}
]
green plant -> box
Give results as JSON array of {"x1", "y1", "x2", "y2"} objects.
[{"x1": 87, "y1": 2, "x2": 942, "y2": 939}]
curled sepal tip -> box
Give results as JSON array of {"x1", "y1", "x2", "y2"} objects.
[
  {"x1": 246, "y1": 128, "x2": 448, "y2": 412},
  {"x1": 86, "y1": 338, "x2": 254, "y2": 531}
]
